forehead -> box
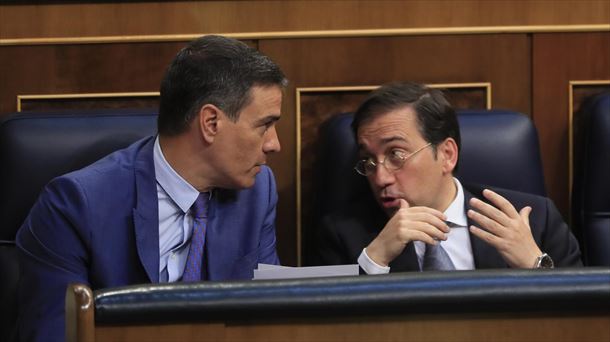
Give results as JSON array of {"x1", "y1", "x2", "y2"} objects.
[
  {"x1": 357, "y1": 106, "x2": 423, "y2": 146},
  {"x1": 249, "y1": 85, "x2": 282, "y2": 108},
  {"x1": 238, "y1": 85, "x2": 283, "y2": 119}
]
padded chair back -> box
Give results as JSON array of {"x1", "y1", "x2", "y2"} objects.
[
  {"x1": 572, "y1": 92, "x2": 610, "y2": 266},
  {"x1": 0, "y1": 108, "x2": 158, "y2": 342},
  {"x1": 456, "y1": 110, "x2": 546, "y2": 196},
  {"x1": 314, "y1": 109, "x2": 546, "y2": 224}
]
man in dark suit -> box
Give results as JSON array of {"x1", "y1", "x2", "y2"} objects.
[
  {"x1": 318, "y1": 82, "x2": 582, "y2": 274},
  {"x1": 16, "y1": 35, "x2": 287, "y2": 341}
]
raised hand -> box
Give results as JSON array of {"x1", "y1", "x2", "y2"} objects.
[
  {"x1": 468, "y1": 189, "x2": 542, "y2": 268},
  {"x1": 367, "y1": 199, "x2": 450, "y2": 266}
]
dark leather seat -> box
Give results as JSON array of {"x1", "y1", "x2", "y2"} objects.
[
  {"x1": 0, "y1": 108, "x2": 157, "y2": 341},
  {"x1": 314, "y1": 109, "x2": 546, "y2": 223},
  {"x1": 572, "y1": 92, "x2": 610, "y2": 266}
]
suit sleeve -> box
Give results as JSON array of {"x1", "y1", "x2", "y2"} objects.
[
  {"x1": 539, "y1": 197, "x2": 583, "y2": 267},
  {"x1": 16, "y1": 176, "x2": 92, "y2": 342}
]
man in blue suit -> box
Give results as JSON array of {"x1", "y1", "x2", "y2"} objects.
[{"x1": 16, "y1": 35, "x2": 287, "y2": 341}]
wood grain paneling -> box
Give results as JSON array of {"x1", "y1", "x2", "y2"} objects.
[
  {"x1": 95, "y1": 314, "x2": 610, "y2": 342},
  {"x1": 0, "y1": 43, "x2": 180, "y2": 114},
  {"x1": 18, "y1": 93, "x2": 159, "y2": 112},
  {"x1": 532, "y1": 32, "x2": 610, "y2": 218},
  {"x1": 1, "y1": 1, "x2": 609, "y2": 40}
]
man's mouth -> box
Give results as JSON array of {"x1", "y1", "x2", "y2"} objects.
[{"x1": 380, "y1": 196, "x2": 400, "y2": 209}]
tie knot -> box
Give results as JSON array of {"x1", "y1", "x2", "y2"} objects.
[{"x1": 190, "y1": 192, "x2": 209, "y2": 219}]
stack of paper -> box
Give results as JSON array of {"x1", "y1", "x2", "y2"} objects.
[{"x1": 253, "y1": 263, "x2": 359, "y2": 280}]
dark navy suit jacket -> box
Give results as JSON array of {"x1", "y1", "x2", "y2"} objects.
[
  {"x1": 16, "y1": 136, "x2": 280, "y2": 341},
  {"x1": 317, "y1": 183, "x2": 582, "y2": 271}
]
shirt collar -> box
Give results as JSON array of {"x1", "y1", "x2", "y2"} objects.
[
  {"x1": 153, "y1": 136, "x2": 200, "y2": 213},
  {"x1": 444, "y1": 177, "x2": 468, "y2": 227}
]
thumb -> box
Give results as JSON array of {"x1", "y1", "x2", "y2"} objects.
[
  {"x1": 519, "y1": 206, "x2": 532, "y2": 226},
  {"x1": 399, "y1": 198, "x2": 410, "y2": 209}
]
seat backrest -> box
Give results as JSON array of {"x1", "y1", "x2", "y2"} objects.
[
  {"x1": 0, "y1": 108, "x2": 158, "y2": 342},
  {"x1": 456, "y1": 110, "x2": 546, "y2": 196},
  {"x1": 572, "y1": 92, "x2": 610, "y2": 266},
  {"x1": 314, "y1": 109, "x2": 546, "y2": 224}
]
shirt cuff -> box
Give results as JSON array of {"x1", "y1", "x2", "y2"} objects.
[{"x1": 358, "y1": 248, "x2": 391, "y2": 275}]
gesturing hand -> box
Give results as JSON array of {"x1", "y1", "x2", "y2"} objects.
[
  {"x1": 468, "y1": 189, "x2": 542, "y2": 268},
  {"x1": 367, "y1": 199, "x2": 450, "y2": 267}
]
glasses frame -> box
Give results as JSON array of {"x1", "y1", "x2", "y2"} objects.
[{"x1": 354, "y1": 142, "x2": 433, "y2": 176}]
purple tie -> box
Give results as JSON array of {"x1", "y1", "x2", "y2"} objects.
[{"x1": 182, "y1": 193, "x2": 209, "y2": 282}]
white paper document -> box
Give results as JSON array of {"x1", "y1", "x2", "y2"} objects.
[{"x1": 253, "y1": 263, "x2": 359, "y2": 280}]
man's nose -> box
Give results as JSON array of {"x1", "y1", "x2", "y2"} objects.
[
  {"x1": 371, "y1": 163, "x2": 395, "y2": 188},
  {"x1": 263, "y1": 126, "x2": 281, "y2": 153}
]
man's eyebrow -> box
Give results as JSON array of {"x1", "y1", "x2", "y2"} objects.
[
  {"x1": 358, "y1": 136, "x2": 407, "y2": 148},
  {"x1": 255, "y1": 114, "x2": 280, "y2": 125},
  {"x1": 379, "y1": 136, "x2": 407, "y2": 144}
]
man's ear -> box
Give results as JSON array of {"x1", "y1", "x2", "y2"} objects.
[
  {"x1": 198, "y1": 104, "x2": 222, "y2": 143},
  {"x1": 439, "y1": 137, "x2": 458, "y2": 174}
]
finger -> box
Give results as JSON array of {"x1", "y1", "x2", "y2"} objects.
[
  {"x1": 402, "y1": 206, "x2": 447, "y2": 221},
  {"x1": 410, "y1": 231, "x2": 439, "y2": 246},
  {"x1": 469, "y1": 197, "x2": 511, "y2": 227},
  {"x1": 393, "y1": 209, "x2": 449, "y2": 233},
  {"x1": 467, "y1": 209, "x2": 504, "y2": 237},
  {"x1": 405, "y1": 225, "x2": 444, "y2": 245},
  {"x1": 399, "y1": 198, "x2": 410, "y2": 209},
  {"x1": 404, "y1": 212, "x2": 450, "y2": 233},
  {"x1": 482, "y1": 189, "x2": 520, "y2": 219},
  {"x1": 519, "y1": 206, "x2": 532, "y2": 230},
  {"x1": 469, "y1": 224, "x2": 501, "y2": 246},
  {"x1": 418, "y1": 221, "x2": 449, "y2": 241}
]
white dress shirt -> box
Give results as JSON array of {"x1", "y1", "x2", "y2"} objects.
[{"x1": 358, "y1": 178, "x2": 475, "y2": 274}]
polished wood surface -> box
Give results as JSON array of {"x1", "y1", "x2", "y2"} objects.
[
  {"x1": 65, "y1": 284, "x2": 95, "y2": 342},
  {"x1": 95, "y1": 314, "x2": 610, "y2": 342},
  {"x1": 1, "y1": 1, "x2": 609, "y2": 40}
]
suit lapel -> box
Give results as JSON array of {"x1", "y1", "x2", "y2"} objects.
[
  {"x1": 463, "y1": 187, "x2": 508, "y2": 269},
  {"x1": 132, "y1": 137, "x2": 160, "y2": 283}
]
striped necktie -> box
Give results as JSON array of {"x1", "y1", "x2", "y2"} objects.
[{"x1": 182, "y1": 192, "x2": 209, "y2": 282}]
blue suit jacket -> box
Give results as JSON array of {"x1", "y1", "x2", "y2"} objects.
[{"x1": 16, "y1": 136, "x2": 280, "y2": 341}]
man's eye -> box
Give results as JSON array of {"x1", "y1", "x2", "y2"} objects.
[{"x1": 389, "y1": 149, "x2": 407, "y2": 160}]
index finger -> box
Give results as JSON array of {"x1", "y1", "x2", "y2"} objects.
[
  {"x1": 482, "y1": 189, "x2": 519, "y2": 219},
  {"x1": 401, "y1": 205, "x2": 447, "y2": 221}
]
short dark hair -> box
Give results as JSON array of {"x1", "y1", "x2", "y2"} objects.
[
  {"x1": 352, "y1": 82, "x2": 461, "y2": 168},
  {"x1": 158, "y1": 35, "x2": 288, "y2": 136}
]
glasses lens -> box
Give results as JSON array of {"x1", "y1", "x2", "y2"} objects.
[
  {"x1": 386, "y1": 153, "x2": 406, "y2": 171},
  {"x1": 354, "y1": 160, "x2": 367, "y2": 175},
  {"x1": 355, "y1": 159, "x2": 376, "y2": 176}
]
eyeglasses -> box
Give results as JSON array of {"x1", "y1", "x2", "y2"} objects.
[{"x1": 354, "y1": 142, "x2": 432, "y2": 176}]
